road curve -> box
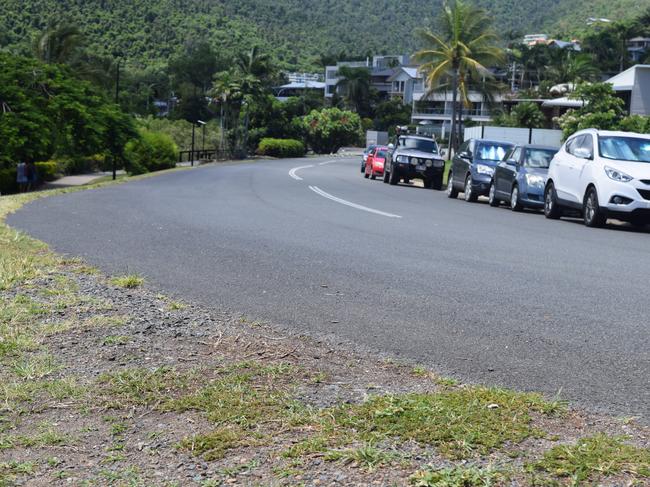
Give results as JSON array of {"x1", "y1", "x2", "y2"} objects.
[{"x1": 9, "y1": 156, "x2": 650, "y2": 421}]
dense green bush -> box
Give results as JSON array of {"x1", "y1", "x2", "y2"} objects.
[
  {"x1": 124, "y1": 131, "x2": 178, "y2": 175},
  {"x1": 0, "y1": 168, "x2": 18, "y2": 195},
  {"x1": 34, "y1": 161, "x2": 60, "y2": 181},
  {"x1": 257, "y1": 138, "x2": 306, "y2": 158},
  {"x1": 302, "y1": 108, "x2": 363, "y2": 154}
]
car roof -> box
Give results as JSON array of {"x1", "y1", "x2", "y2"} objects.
[
  {"x1": 514, "y1": 144, "x2": 559, "y2": 151},
  {"x1": 473, "y1": 138, "x2": 515, "y2": 145},
  {"x1": 399, "y1": 135, "x2": 436, "y2": 141},
  {"x1": 572, "y1": 129, "x2": 650, "y2": 138}
]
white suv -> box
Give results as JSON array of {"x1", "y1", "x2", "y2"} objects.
[{"x1": 544, "y1": 129, "x2": 650, "y2": 227}]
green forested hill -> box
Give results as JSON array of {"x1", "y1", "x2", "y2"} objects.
[{"x1": 0, "y1": 0, "x2": 648, "y2": 69}]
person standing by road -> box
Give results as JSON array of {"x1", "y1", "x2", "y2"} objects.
[
  {"x1": 25, "y1": 161, "x2": 38, "y2": 191},
  {"x1": 16, "y1": 161, "x2": 28, "y2": 192}
]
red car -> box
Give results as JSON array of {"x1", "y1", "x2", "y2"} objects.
[{"x1": 364, "y1": 146, "x2": 390, "y2": 180}]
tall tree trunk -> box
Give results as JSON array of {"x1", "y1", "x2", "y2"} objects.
[{"x1": 448, "y1": 68, "x2": 459, "y2": 160}]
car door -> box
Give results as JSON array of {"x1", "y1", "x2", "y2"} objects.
[
  {"x1": 496, "y1": 147, "x2": 520, "y2": 197},
  {"x1": 553, "y1": 136, "x2": 580, "y2": 202},
  {"x1": 453, "y1": 140, "x2": 471, "y2": 186},
  {"x1": 565, "y1": 135, "x2": 593, "y2": 204}
]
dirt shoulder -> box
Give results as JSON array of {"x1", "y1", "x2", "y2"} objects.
[{"x1": 1, "y1": 180, "x2": 648, "y2": 486}]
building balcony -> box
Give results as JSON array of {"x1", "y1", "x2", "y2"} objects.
[{"x1": 412, "y1": 108, "x2": 492, "y2": 119}]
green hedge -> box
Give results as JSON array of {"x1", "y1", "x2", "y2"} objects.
[
  {"x1": 0, "y1": 168, "x2": 18, "y2": 195},
  {"x1": 257, "y1": 138, "x2": 306, "y2": 158},
  {"x1": 35, "y1": 161, "x2": 60, "y2": 181},
  {"x1": 124, "y1": 131, "x2": 178, "y2": 175}
]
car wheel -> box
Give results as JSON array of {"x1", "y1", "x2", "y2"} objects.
[
  {"x1": 464, "y1": 175, "x2": 478, "y2": 202},
  {"x1": 370, "y1": 173, "x2": 376, "y2": 180},
  {"x1": 433, "y1": 174, "x2": 443, "y2": 190},
  {"x1": 423, "y1": 178, "x2": 433, "y2": 189},
  {"x1": 364, "y1": 171, "x2": 369, "y2": 179},
  {"x1": 488, "y1": 181, "x2": 500, "y2": 207},
  {"x1": 446, "y1": 173, "x2": 459, "y2": 198},
  {"x1": 361, "y1": 163, "x2": 365, "y2": 173},
  {"x1": 510, "y1": 185, "x2": 523, "y2": 211},
  {"x1": 404, "y1": 177, "x2": 410, "y2": 184},
  {"x1": 383, "y1": 169, "x2": 390, "y2": 183},
  {"x1": 583, "y1": 187, "x2": 606, "y2": 227},
  {"x1": 389, "y1": 168, "x2": 399, "y2": 185},
  {"x1": 544, "y1": 183, "x2": 562, "y2": 220}
]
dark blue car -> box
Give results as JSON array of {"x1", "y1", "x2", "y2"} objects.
[
  {"x1": 447, "y1": 139, "x2": 514, "y2": 202},
  {"x1": 488, "y1": 145, "x2": 558, "y2": 211}
]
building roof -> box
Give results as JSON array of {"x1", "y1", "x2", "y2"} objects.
[
  {"x1": 541, "y1": 97, "x2": 584, "y2": 108},
  {"x1": 605, "y1": 64, "x2": 650, "y2": 91},
  {"x1": 628, "y1": 37, "x2": 650, "y2": 42},
  {"x1": 277, "y1": 81, "x2": 326, "y2": 90}
]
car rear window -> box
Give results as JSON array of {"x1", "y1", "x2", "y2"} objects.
[
  {"x1": 376, "y1": 151, "x2": 388, "y2": 158},
  {"x1": 523, "y1": 148, "x2": 556, "y2": 168}
]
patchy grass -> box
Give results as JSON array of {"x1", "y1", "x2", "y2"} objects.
[
  {"x1": 0, "y1": 376, "x2": 85, "y2": 412},
  {"x1": 331, "y1": 387, "x2": 563, "y2": 459},
  {"x1": 101, "y1": 335, "x2": 130, "y2": 346},
  {"x1": 410, "y1": 465, "x2": 508, "y2": 486},
  {"x1": 109, "y1": 274, "x2": 145, "y2": 289},
  {"x1": 179, "y1": 427, "x2": 246, "y2": 461},
  {"x1": 326, "y1": 444, "x2": 397, "y2": 471},
  {"x1": 529, "y1": 434, "x2": 650, "y2": 482}
]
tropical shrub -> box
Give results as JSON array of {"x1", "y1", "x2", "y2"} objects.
[
  {"x1": 302, "y1": 108, "x2": 363, "y2": 154},
  {"x1": 124, "y1": 131, "x2": 177, "y2": 175},
  {"x1": 556, "y1": 83, "x2": 626, "y2": 138},
  {"x1": 34, "y1": 161, "x2": 60, "y2": 181},
  {"x1": 494, "y1": 102, "x2": 546, "y2": 129},
  {"x1": 257, "y1": 138, "x2": 305, "y2": 158}
]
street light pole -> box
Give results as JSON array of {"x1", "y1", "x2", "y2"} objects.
[
  {"x1": 113, "y1": 55, "x2": 123, "y2": 181},
  {"x1": 191, "y1": 123, "x2": 195, "y2": 167}
]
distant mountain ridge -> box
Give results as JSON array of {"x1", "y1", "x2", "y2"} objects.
[{"x1": 1, "y1": 0, "x2": 647, "y2": 69}]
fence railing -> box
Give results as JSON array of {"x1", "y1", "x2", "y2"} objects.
[
  {"x1": 178, "y1": 149, "x2": 230, "y2": 164},
  {"x1": 412, "y1": 108, "x2": 491, "y2": 117}
]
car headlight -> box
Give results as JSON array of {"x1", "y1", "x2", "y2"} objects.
[
  {"x1": 525, "y1": 174, "x2": 545, "y2": 187},
  {"x1": 433, "y1": 159, "x2": 444, "y2": 168},
  {"x1": 410, "y1": 157, "x2": 418, "y2": 165},
  {"x1": 604, "y1": 166, "x2": 633, "y2": 182},
  {"x1": 395, "y1": 155, "x2": 405, "y2": 163},
  {"x1": 476, "y1": 164, "x2": 494, "y2": 176},
  {"x1": 425, "y1": 159, "x2": 433, "y2": 168}
]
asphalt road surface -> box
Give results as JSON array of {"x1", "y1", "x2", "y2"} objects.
[{"x1": 9, "y1": 156, "x2": 650, "y2": 421}]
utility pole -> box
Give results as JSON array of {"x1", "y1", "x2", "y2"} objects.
[{"x1": 113, "y1": 54, "x2": 123, "y2": 181}]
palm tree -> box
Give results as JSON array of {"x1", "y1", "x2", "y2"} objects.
[
  {"x1": 335, "y1": 66, "x2": 371, "y2": 115},
  {"x1": 33, "y1": 23, "x2": 83, "y2": 64},
  {"x1": 547, "y1": 50, "x2": 600, "y2": 85},
  {"x1": 414, "y1": 0, "x2": 504, "y2": 155},
  {"x1": 236, "y1": 46, "x2": 276, "y2": 87}
]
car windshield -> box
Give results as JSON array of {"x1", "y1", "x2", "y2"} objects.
[
  {"x1": 476, "y1": 143, "x2": 511, "y2": 161},
  {"x1": 523, "y1": 149, "x2": 556, "y2": 168},
  {"x1": 365, "y1": 145, "x2": 377, "y2": 154},
  {"x1": 402, "y1": 138, "x2": 439, "y2": 154},
  {"x1": 598, "y1": 136, "x2": 650, "y2": 163}
]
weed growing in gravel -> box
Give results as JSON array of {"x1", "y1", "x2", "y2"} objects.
[
  {"x1": 109, "y1": 274, "x2": 145, "y2": 289},
  {"x1": 179, "y1": 427, "x2": 245, "y2": 461},
  {"x1": 528, "y1": 434, "x2": 650, "y2": 482},
  {"x1": 96, "y1": 367, "x2": 195, "y2": 408},
  {"x1": 10, "y1": 353, "x2": 61, "y2": 380},
  {"x1": 326, "y1": 444, "x2": 397, "y2": 471},
  {"x1": 0, "y1": 377, "x2": 85, "y2": 412},
  {"x1": 331, "y1": 387, "x2": 562, "y2": 459},
  {"x1": 101, "y1": 335, "x2": 130, "y2": 346},
  {"x1": 410, "y1": 465, "x2": 508, "y2": 486},
  {"x1": 81, "y1": 315, "x2": 127, "y2": 330}
]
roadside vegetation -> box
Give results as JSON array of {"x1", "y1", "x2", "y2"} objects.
[{"x1": 1, "y1": 181, "x2": 648, "y2": 485}]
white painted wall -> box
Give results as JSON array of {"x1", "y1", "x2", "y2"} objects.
[{"x1": 464, "y1": 126, "x2": 562, "y2": 147}]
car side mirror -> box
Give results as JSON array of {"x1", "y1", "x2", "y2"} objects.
[
  {"x1": 573, "y1": 147, "x2": 593, "y2": 160},
  {"x1": 459, "y1": 151, "x2": 471, "y2": 160}
]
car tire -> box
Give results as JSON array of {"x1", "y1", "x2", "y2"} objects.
[
  {"x1": 361, "y1": 163, "x2": 365, "y2": 173},
  {"x1": 510, "y1": 185, "x2": 523, "y2": 212},
  {"x1": 583, "y1": 187, "x2": 606, "y2": 227},
  {"x1": 389, "y1": 168, "x2": 399, "y2": 185},
  {"x1": 404, "y1": 177, "x2": 410, "y2": 184},
  {"x1": 364, "y1": 172, "x2": 369, "y2": 179},
  {"x1": 433, "y1": 174, "x2": 443, "y2": 190},
  {"x1": 383, "y1": 169, "x2": 390, "y2": 183},
  {"x1": 464, "y1": 175, "x2": 478, "y2": 202},
  {"x1": 488, "y1": 181, "x2": 500, "y2": 207},
  {"x1": 370, "y1": 173, "x2": 376, "y2": 180},
  {"x1": 447, "y1": 173, "x2": 459, "y2": 199},
  {"x1": 544, "y1": 183, "x2": 562, "y2": 220},
  {"x1": 423, "y1": 178, "x2": 433, "y2": 189}
]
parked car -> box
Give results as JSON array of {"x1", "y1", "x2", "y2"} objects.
[
  {"x1": 361, "y1": 144, "x2": 377, "y2": 173},
  {"x1": 364, "y1": 146, "x2": 390, "y2": 180},
  {"x1": 447, "y1": 139, "x2": 514, "y2": 201},
  {"x1": 383, "y1": 135, "x2": 445, "y2": 189},
  {"x1": 544, "y1": 129, "x2": 650, "y2": 227},
  {"x1": 489, "y1": 144, "x2": 558, "y2": 211}
]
